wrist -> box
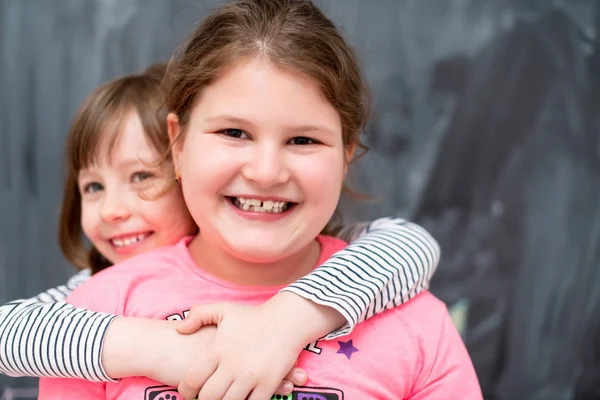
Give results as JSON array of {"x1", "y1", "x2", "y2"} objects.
[
  {"x1": 264, "y1": 292, "x2": 346, "y2": 346},
  {"x1": 102, "y1": 317, "x2": 179, "y2": 379}
]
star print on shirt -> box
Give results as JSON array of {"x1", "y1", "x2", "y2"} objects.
[{"x1": 337, "y1": 339, "x2": 359, "y2": 360}]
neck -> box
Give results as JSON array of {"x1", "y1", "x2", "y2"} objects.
[{"x1": 187, "y1": 234, "x2": 321, "y2": 287}]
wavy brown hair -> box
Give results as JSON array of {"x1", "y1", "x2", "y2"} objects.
[{"x1": 59, "y1": 64, "x2": 171, "y2": 274}]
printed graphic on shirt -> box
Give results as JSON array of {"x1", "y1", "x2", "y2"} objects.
[
  {"x1": 270, "y1": 386, "x2": 344, "y2": 400},
  {"x1": 144, "y1": 385, "x2": 181, "y2": 400},
  {"x1": 143, "y1": 385, "x2": 344, "y2": 400},
  {"x1": 304, "y1": 339, "x2": 323, "y2": 354},
  {"x1": 336, "y1": 340, "x2": 358, "y2": 359},
  {"x1": 165, "y1": 310, "x2": 190, "y2": 321}
]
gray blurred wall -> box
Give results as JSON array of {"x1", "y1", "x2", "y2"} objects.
[{"x1": 1, "y1": 1, "x2": 599, "y2": 399}]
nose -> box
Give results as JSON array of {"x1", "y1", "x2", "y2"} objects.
[
  {"x1": 100, "y1": 190, "x2": 132, "y2": 223},
  {"x1": 241, "y1": 142, "x2": 290, "y2": 188}
]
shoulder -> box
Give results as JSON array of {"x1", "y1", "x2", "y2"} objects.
[
  {"x1": 387, "y1": 293, "x2": 480, "y2": 397},
  {"x1": 347, "y1": 292, "x2": 479, "y2": 395},
  {"x1": 391, "y1": 291, "x2": 449, "y2": 322},
  {"x1": 98, "y1": 240, "x2": 187, "y2": 279},
  {"x1": 66, "y1": 239, "x2": 190, "y2": 312},
  {"x1": 317, "y1": 235, "x2": 348, "y2": 258},
  {"x1": 356, "y1": 291, "x2": 452, "y2": 347},
  {"x1": 386, "y1": 291, "x2": 450, "y2": 335}
]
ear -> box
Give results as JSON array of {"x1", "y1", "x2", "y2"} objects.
[
  {"x1": 343, "y1": 143, "x2": 357, "y2": 178},
  {"x1": 167, "y1": 113, "x2": 183, "y2": 178}
]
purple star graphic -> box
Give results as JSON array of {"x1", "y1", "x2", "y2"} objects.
[{"x1": 337, "y1": 340, "x2": 359, "y2": 360}]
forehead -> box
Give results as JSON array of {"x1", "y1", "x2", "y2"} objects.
[
  {"x1": 192, "y1": 58, "x2": 341, "y2": 131},
  {"x1": 93, "y1": 111, "x2": 159, "y2": 168}
]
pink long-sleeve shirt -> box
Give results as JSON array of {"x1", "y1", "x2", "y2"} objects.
[{"x1": 39, "y1": 235, "x2": 482, "y2": 399}]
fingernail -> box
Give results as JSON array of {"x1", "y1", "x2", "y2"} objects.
[
  {"x1": 294, "y1": 371, "x2": 306, "y2": 382},
  {"x1": 283, "y1": 382, "x2": 293, "y2": 393}
]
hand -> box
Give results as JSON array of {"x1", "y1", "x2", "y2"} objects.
[
  {"x1": 164, "y1": 326, "x2": 307, "y2": 396},
  {"x1": 144, "y1": 323, "x2": 218, "y2": 387},
  {"x1": 175, "y1": 301, "x2": 310, "y2": 400},
  {"x1": 101, "y1": 317, "x2": 216, "y2": 385},
  {"x1": 101, "y1": 316, "x2": 307, "y2": 396}
]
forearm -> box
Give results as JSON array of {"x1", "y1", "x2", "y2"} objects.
[
  {"x1": 0, "y1": 299, "x2": 116, "y2": 380},
  {"x1": 102, "y1": 317, "x2": 177, "y2": 379},
  {"x1": 0, "y1": 270, "x2": 101, "y2": 379},
  {"x1": 262, "y1": 292, "x2": 346, "y2": 349},
  {"x1": 282, "y1": 217, "x2": 440, "y2": 339},
  {"x1": 104, "y1": 317, "x2": 218, "y2": 387}
]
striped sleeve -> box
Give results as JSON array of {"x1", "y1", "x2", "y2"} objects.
[
  {"x1": 0, "y1": 269, "x2": 118, "y2": 382},
  {"x1": 281, "y1": 217, "x2": 441, "y2": 339}
]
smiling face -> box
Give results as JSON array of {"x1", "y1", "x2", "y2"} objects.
[
  {"x1": 169, "y1": 58, "x2": 354, "y2": 282},
  {"x1": 79, "y1": 111, "x2": 197, "y2": 265}
]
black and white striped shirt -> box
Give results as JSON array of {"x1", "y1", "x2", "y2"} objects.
[{"x1": 0, "y1": 217, "x2": 439, "y2": 382}]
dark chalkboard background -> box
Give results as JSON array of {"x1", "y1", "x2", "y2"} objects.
[{"x1": 1, "y1": 1, "x2": 599, "y2": 399}]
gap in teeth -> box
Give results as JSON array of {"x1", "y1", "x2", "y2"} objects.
[{"x1": 233, "y1": 197, "x2": 290, "y2": 213}]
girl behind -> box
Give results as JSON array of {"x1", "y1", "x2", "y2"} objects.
[{"x1": 59, "y1": 63, "x2": 196, "y2": 275}]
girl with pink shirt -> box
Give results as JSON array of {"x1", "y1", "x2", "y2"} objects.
[{"x1": 37, "y1": 0, "x2": 482, "y2": 399}]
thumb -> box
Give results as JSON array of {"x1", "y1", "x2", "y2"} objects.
[{"x1": 176, "y1": 303, "x2": 227, "y2": 334}]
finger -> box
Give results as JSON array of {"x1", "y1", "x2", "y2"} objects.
[
  {"x1": 197, "y1": 366, "x2": 234, "y2": 400},
  {"x1": 221, "y1": 379, "x2": 254, "y2": 400},
  {"x1": 177, "y1": 303, "x2": 226, "y2": 334},
  {"x1": 283, "y1": 367, "x2": 307, "y2": 386},
  {"x1": 177, "y1": 355, "x2": 218, "y2": 400},
  {"x1": 247, "y1": 384, "x2": 280, "y2": 400},
  {"x1": 274, "y1": 380, "x2": 294, "y2": 395}
]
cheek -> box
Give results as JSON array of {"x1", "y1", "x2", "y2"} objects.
[
  {"x1": 295, "y1": 152, "x2": 346, "y2": 199},
  {"x1": 80, "y1": 202, "x2": 98, "y2": 239},
  {"x1": 180, "y1": 136, "x2": 236, "y2": 195},
  {"x1": 81, "y1": 203, "x2": 98, "y2": 236}
]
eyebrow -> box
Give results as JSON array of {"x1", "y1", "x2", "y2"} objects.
[
  {"x1": 79, "y1": 156, "x2": 155, "y2": 177},
  {"x1": 203, "y1": 115, "x2": 338, "y2": 135},
  {"x1": 118, "y1": 156, "x2": 153, "y2": 166},
  {"x1": 77, "y1": 170, "x2": 94, "y2": 180}
]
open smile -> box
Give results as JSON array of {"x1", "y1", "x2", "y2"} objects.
[
  {"x1": 228, "y1": 196, "x2": 295, "y2": 213},
  {"x1": 108, "y1": 231, "x2": 153, "y2": 248}
]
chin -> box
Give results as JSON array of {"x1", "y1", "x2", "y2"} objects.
[{"x1": 225, "y1": 241, "x2": 296, "y2": 264}]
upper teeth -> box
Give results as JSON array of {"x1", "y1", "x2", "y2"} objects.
[
  {"x1": 235, "y1": 197, "x2": 289, "y2": 213},
  {"x1": 111, "y1": 233, "x2": 147, "y2": 247}
]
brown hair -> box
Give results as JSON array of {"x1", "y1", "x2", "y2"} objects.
[
  {"x1": 164, "y1": 0, "x2": 370, "y2": 154},
  {"x1": 59, "y1": 63, "x2": 170, "y2": 274}
]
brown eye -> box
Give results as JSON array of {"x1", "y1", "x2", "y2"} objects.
[
  {"x1": 219, "y1": 129, "x2": 249, "y2": 139},
  {"x1": 289, "y1": 136, "x2": 317, "y2": 145}
]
